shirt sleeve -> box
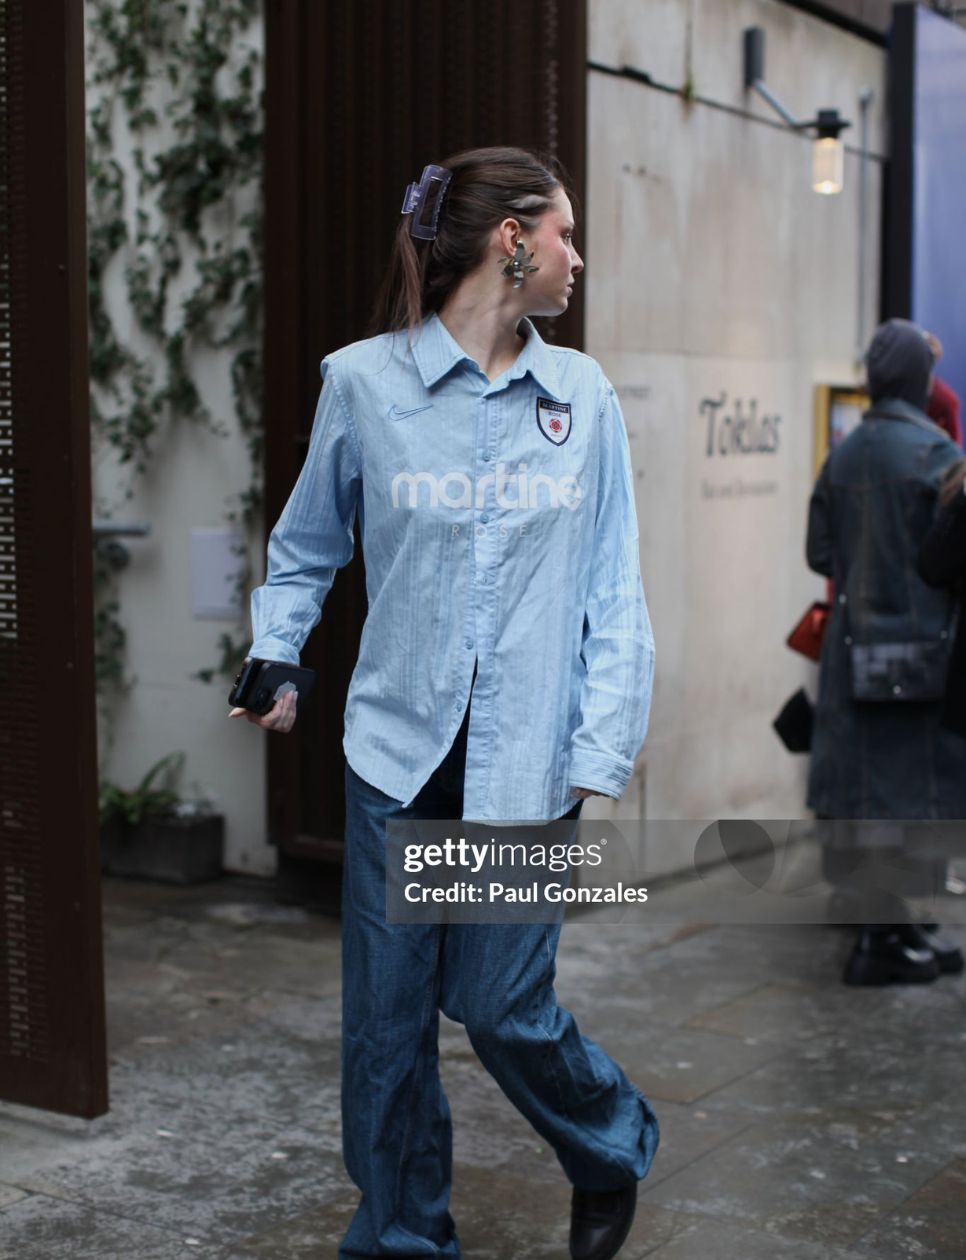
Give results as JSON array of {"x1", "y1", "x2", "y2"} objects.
[
  {"x1": 247, "y1": 357, "x2": 363, "y2": 664},
  {"x1": 569, "y1": 380, "x2": 655, "y2": 799}
]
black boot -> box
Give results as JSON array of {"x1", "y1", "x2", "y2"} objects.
[
  {"x1": 570, "y1": 1182, "x2": 637, "y2": 1260},
  {"x1": 898, "y1": 924, "x2": 964, "y2": 974},
  {"x1": 843, "y1": 926, "x2": 940, "y2": 986}
]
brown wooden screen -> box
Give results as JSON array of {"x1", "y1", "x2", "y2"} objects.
[
  {"x1": 264, "y1": 0, "x2": 587, "y2": 900},
  {"x1": 0, "y1": 0, "x2": 107, "y2": 1117}
]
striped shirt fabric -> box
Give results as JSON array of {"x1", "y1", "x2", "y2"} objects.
[{"x1": 248, "y1": 312, "x2": 654, "y2": 822}]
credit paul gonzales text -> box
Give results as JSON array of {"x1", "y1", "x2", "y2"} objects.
[{"x1": 384, "y1": 823, "x2": 648, "y2": 923}]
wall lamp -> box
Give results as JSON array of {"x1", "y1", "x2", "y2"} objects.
[{"x1": 743, "y1": 26, "x2": 851, "y2": 194}]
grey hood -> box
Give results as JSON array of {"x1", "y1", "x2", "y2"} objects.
[{"x1": 865, "y1": 318, "x2": 935, "y2": 411}]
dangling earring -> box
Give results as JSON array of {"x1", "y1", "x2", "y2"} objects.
[{"x1": 499, "y1": 241, "x2": 539, "y2": 289}]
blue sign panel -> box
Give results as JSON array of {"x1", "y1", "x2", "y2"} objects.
[{"x1": 912, "y1": 7, "x2": 966, "y2": 413}]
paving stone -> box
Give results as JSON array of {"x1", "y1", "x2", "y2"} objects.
[
  {"x1": 0, "y1": 1182, "x2": 29, "y2": 1209},
  {"x1": 854, "y1": 1159, "x2": 966, "y2": 1260},
  {"x1": 554, "y1": 923, "x2": 766, "y2": 1028},
  {"x1": 703, "y1": 1023, "x2": 966, "y2": 1120},
  {"x1": 878, "y1": 1091, "x2": 966, "y2": 1166},
  {"x1": 107, "y1": 1013, "x2": 343, "y2": 1122},
  {"x1": 0, "y1": 1192, "x2": 232, "y2": 1259},
  {"x1": 9, "y1": 1111, "x2": 349, "y2": 1245},
  {"x1": 0, "y1": 1101, "x2": 128, "y2": 1184},
  {"x1": 637, "y1": 1098, "x2": 757, "y2": 1190},
  {"x1": 643, "y1": 1112, "x2": 951, "y2": 1247},
  {"x1": 589, "y1": 1023, "x2": 783, "y2": 1105},
  {"x1": 239, "y1": 989, "x2": 345, "y2": 1044},
  {"x1": 685, "y1": 980, "x2": 863, "y2": 1043},
  {"x1": 158, "y1": 928, "x2": 344, "y2": 1000},
  {"x1": 232, "y1": 1196, "x2": 355, "y2": 1257},
  {"x1": 2, "y1": 1023, "x2": 349, "y2": 1244},
  {"x1": 640, "y1": 1214, "x2": 869, "y2": 1258}
]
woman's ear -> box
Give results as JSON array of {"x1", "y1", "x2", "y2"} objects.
[{"x1": 495, "y1": 217, "x2": 521, "y2": 258}]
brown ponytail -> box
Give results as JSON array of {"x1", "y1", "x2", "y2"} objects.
[{"x1": 369, "y1": 146, "x2": 576, "y2": 337}]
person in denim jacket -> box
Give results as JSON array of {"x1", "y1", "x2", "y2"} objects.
[{"x1": 806, "y1": 318, "x2": 966, "y2": 983}]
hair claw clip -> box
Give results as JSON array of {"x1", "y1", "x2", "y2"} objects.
[{"x1": 400, "y1": 164, "x2": 453, "y2": 240}]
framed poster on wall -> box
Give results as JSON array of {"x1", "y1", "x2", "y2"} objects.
[{"x1": 813, "y1": 384, "x2": 870, "y2": 478}]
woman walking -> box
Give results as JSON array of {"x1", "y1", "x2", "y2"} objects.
[{"x1": 231, "y1": 146, "x2": 658, "y2": 1259}]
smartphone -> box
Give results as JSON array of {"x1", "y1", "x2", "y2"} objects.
[{"x1": 228, "y1": 657, "x2": 316, "y2": 716}]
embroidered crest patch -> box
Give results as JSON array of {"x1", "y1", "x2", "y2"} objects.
[{"x1": 536, "y1": 397, "x2": 572, "y2": 446}]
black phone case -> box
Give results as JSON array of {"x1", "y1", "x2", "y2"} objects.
[{"x1": 228, "y1": 658, "x2": 316, "y2": 715}]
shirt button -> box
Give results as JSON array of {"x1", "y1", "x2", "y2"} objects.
[
  {"x1": 480, "y1": 513, "x2": 490, "y2": 524},
  {"x1": 482, "y1": 452, "x2": 492, "y2": 462},
  {"x1": 464, "y1": 639, "x2": 474, "y2": 650}
]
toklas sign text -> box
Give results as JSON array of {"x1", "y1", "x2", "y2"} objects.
[{"x1": 702, "y1": 392, "x2": 781, "y2": 457}]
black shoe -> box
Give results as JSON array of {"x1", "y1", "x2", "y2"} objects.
[
  {"x1": 899, "y1": 924, "x2": 964, "y2": 974},
  {"x1": 843, "y1": 927, "x2": 941, "y2": 986},
  {"x1": 570, "y1": 1182, "x2": 637, "y2": 1260}
]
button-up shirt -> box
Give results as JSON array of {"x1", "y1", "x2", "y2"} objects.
[{"x1": 247, "y1": 312, "x2": 654, "y2": 821}]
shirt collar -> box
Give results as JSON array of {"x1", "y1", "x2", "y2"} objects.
[
  {"x1": 412, "y1": 312, "x2": 561, "y2": 399},
  {"x1": 508, "y1": 317, "x2": 562, "y2": 400}
]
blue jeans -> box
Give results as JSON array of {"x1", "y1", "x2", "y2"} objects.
[{"x1": 339, "y1": 709, "x2": 659, "y2": 1258}]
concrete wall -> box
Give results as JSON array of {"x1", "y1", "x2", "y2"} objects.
[{"x1": 582, "y1": 0, "x2": 886, "y2": 844}]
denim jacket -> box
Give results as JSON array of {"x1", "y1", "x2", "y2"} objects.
[
  {"x1": 807, "y1": 397, "x2": 959, "y2": 646},
  {"x1": 805, "y1": 396, "x2": 966, "y2": 818}
]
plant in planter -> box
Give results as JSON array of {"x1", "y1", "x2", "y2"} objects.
[{"x1": 99, "y1": 751, "x2": 224, "y2": 884}]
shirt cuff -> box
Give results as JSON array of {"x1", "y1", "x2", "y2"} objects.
[
  {"x1": 246, "y1": 637, "x2": 300, "y2": 665},
  {"x1": 568, "y1": 748, "x2": 634, "y2": 799}
]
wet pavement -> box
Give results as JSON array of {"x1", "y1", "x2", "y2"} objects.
[{"x1": 1, "y1": 873, "x2": 965, "y2": 1258}]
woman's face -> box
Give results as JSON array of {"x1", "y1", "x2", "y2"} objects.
[{"x1": 522, "y1": 188, "x2": 583, "y2": 317}]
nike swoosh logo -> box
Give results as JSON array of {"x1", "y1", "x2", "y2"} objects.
[{"x1": 388, "y1": 403, "x2": 434, "y2": 421}]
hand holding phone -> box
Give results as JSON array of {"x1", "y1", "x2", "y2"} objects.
[
  {"x1": 229, "y1": 688, "x2": 298, "y2": 732},
  {"x1": 227, "y1": 657, "x2": 316, "y2": 730}
]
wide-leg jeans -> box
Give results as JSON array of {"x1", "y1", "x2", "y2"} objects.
[{"x1": 339, "y1": 711, "x2": 659, "y2": 1258}]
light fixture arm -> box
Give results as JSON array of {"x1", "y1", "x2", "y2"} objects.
[
  {"x1": 747, "y1": 75, "x2": 802, "y2": 130},
  {"x1": 742, "y1": 27, "x2": 850, "y2": 138}
]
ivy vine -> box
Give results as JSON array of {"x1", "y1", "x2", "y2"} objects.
[{"x1": 86, "y1": 0, "x2": 264, "y2": 721}]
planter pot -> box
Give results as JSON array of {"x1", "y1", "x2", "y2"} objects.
[{"x1": 100, "y1": 813, "x2": 224, "y2": 884}]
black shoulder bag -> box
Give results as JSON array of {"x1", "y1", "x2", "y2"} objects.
[{"x1": 845, "y1": 598, "x2": 956, "y2": 703}]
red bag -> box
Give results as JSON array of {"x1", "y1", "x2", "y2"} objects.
[{"x1": 786, "y1": 600, "x2": 830, "y2": 662}]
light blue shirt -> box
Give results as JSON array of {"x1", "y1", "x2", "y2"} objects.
[{"x1": 248, "y1": 312, "x2": 654, "y2": 822}]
